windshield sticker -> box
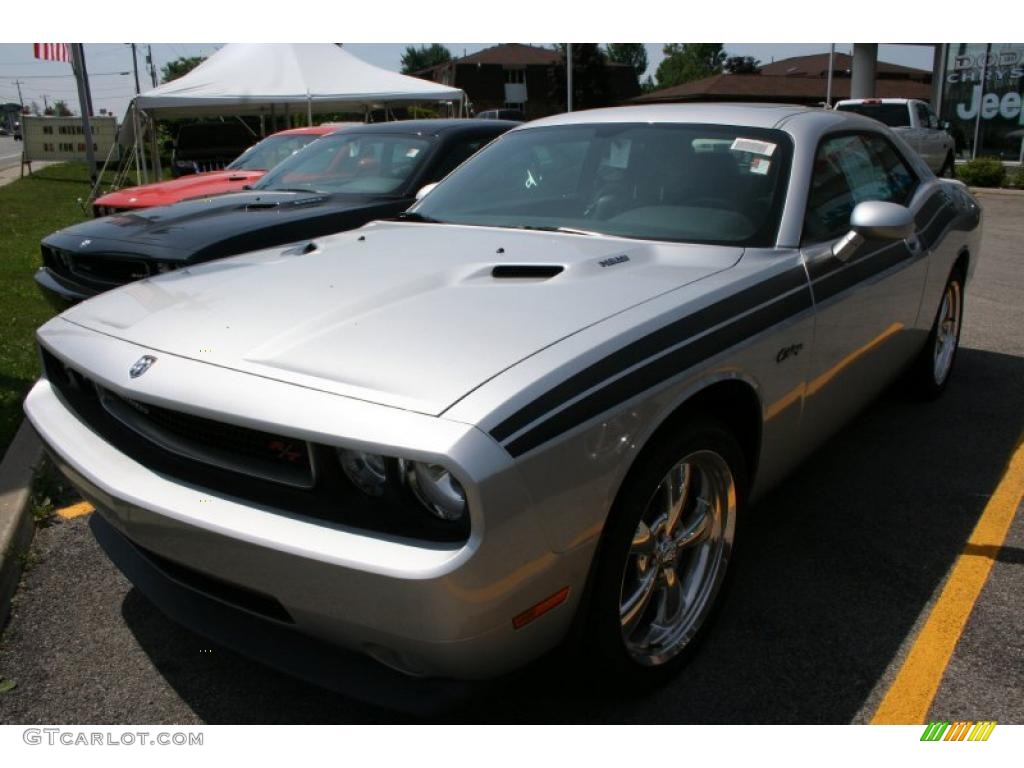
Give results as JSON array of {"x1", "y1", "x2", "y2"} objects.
[
  {"x1": 749, "y1": 157, "x2": 771, "y2": 175},
  {"x1": 607, "y1": 140, "x2": 631, "y2": 169},
  {"x1": 731, "y1": 137, "x2": 777, "y2": 157}
]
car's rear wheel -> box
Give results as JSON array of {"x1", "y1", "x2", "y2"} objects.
[
  {"x1": 586, "y1": 418, "x2": 745, "y2": 686},
  {"x1": 909, "y1": 267, "x2": 964, "y2": 399},
  {"x1": 939, "y1": 151, "x2": 956, "y2": 178}
]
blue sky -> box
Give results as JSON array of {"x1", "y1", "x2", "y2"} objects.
[{"x1": 0, "y1": 43, "x2": 937, "y2": 120}]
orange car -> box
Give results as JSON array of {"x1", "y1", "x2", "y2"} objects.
[{"x1": 92, "y1": 125, "x2": 341, "y2": 217}]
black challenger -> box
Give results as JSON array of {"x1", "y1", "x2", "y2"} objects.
[{"x1": 36, "y1": 119, "x2": 517, "y2": 307}]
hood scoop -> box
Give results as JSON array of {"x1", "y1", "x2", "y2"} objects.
[
  {"x1": 245, "y1": 199, "x2": 283, "y2": 211},
  {"x1": 491, "y1": 264, "x2": 564, "y2": 280},
  {"x1": 245, "y1": 195, "x2": 326, "y2": 211}
]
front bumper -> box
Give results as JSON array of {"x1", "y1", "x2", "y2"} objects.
[
  {"x1": 34, "y1": 266, "x2": 96, "y2": 310},
  {"x1": 24, "y1": 327, "x2": 594, "y2": 680},
  {"x1": 86, "y1": 510, "x2": 478, "y2": 712}
]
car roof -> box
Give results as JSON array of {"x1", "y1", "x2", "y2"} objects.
[
  {"x1": 273, "y1": 125, "x2": 342, "y2": 137},
  {"x1": 330, "y1": 118, "x2": 520, "y2": 137},
  {"x1": 522, "y1": 103, "x2": 816, "y2": 130},
  {"x1": 515, "y1": 103, "x2": 903, "y2": 142}
]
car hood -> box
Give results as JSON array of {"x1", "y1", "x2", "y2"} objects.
[
  {"x1": 59, "y1": 222, "x2": 741, "y2": 416},
  {"x1": 95, "y1": 169, "x2": 266, "y2": 209},
  {"x1": 45, "y1": 190, "x2": 396, "y2": 258}
]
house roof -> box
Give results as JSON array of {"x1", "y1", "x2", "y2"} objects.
[
  {"x1": 415, "y1": 43, "x2": 634, "y2": 76},
  {"x1": 453, "y1": 43, "x2": 563, "y2": 66},
  {"x1": 758, "y1": 52, "x2": 930, "y2": 80},
  {"x1": 631, "y1": 73, "x2": 933, "y2": 104}
]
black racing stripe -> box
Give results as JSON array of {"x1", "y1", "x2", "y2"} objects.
[
  {"x1": 804, "y1": 236, "x2": 891, "y2": 283},
  {"x1": 918, "y1": 204, "x2": 956, "y2": 252},
  {"x1": 914, "y1": 191, "x2": 947, "y2": 229},
  {"x1": 506, "y1": 288, "x2": 813, "y2": 458},
  {"x1": 488, "y1": 266, "x2": 807, "y2": 443},
  {"x1": 812, "y1": 241, "x2": 913, "y2": 304}
]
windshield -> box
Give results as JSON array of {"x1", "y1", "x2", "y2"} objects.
[
  {"x1": 412, "y1": 123, "x2": 792, "y2": 246},
  {"x1": 835, "y1": 103, "x2": 911, "y2": 127},
  {"x1": 253, "y1": 132, "x2": 432, "y2": 195},
  {"x1": 227, "y1": 133, "x2": 323, "y2": 171}
]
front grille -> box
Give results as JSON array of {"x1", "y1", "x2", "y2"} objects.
[
  {"x1": 40, "y1": 348, "x2": 468, "y2": 543},
  {"x1": 42, "y1": 245, "x2": 149, "y2": 287},
  {"x1": 98, "y1": 387, "x2": 315, "y2": 489}
]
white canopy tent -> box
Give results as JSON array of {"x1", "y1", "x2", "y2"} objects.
[
  {"x1": 132, "y1": 43, "x2": 465, "y2": 117},
  {"x1": 115, "y1": 43, "x2": 466, "y2": 186}
]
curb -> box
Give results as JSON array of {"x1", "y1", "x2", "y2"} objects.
[
  {"x1": 969, "y1": 187, "x2": 1024, "y2": 197},
  {"x1": 0, "y1": 420, "x2": 43, "y2": 629}
]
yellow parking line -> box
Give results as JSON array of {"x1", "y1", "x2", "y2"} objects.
[
  {"x1": 56, "y1": 501, "x2": 94, "y2": 519},
  {"x1": 872, "y1": 435, "x2": 1024, "y2": 724}
]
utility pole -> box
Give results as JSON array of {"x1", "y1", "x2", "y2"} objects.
[
  {"x1": 13, "y1": 80, "x2": 25, "y2": 110},
  {"x1": 826, "y1": 44, "x2": 835, "y2": 108},
  {"x1": 147, "y1": 45, "x2": 158, "y2": 87},
  {"x1": 130, "y1": 43, "x2": 142, "y2": 94},
  {"x1": 566, "y1": 43, "x2": 573, "y2": 112},
  {"x1": 146, "y1": 45, "x2": 162, "y2": 178},
  {"x1": 42, "y1": 94, "x2": 49, "y2": 113},
  {"x1": 129, "y1": 43, "x2": 146, "y2": 184},
  {"x1": 70, "y1": 43, "x2": 98, "y2": 188}
]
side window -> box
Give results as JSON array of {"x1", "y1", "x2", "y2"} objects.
[
  {"x1": 429, "y1": 138, "x2": 487, "y2": 182},
  {"x1": 924, "y1": 105, "x2": 939, "y2": 129},
  {"x1": 862, "y1": 134, "x2": 918, "y2": 205},
  {"x1": 803, "y1": 135, "x2": 859, "y2": 243},
  {"x1": 803, "y1": 133, "x2": 918, "y2": 243}
]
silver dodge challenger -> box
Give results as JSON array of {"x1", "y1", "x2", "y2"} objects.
[{"x1": 25, "y1": 104, "x2": 982, "y2": 686}]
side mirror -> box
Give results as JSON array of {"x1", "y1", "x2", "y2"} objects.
[
  {"x1": 415, "y1": 182, "x2": 438, "y2": 201},
  {"x1": 941, "y1": 120, "x2": 951, "y2": 132},
  {"x1": 833, "y1": 201, "x2": 914, "y2": 262}
]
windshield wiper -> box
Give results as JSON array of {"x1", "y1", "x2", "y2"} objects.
[
  {"x1": 395, "y1": 211, "x2": 446, "y2": 224},
  {"x1": 266, "y1": 187, "x2": 323, "y2": 194}
]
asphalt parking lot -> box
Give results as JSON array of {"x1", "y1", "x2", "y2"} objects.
[{"x1": 0, "y1": 190, "x2": 1021, "y2": 724}]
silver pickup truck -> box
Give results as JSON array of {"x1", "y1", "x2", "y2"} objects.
[{"x1": 836, "y1": 98, "x2": 955, "y2": 177}]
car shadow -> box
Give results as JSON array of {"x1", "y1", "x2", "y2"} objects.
[{"x1": 120, "y1": 345, "x2": 1024, "y2": 723}]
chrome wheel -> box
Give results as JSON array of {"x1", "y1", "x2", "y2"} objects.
[
  {"x1": 618, "y1": 450, "x2": 736, "y2": 666},
  {"x1": 933, "y1": 280, "x2": 961, "y2": 386}
]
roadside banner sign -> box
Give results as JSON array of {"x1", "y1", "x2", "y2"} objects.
[{"x1": 21, "y1": 115, "x2": 118, "y2": 163}]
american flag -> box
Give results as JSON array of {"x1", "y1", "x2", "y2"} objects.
[{"x1": 33, "y1": 43, "x2": 71, "y2": 63}]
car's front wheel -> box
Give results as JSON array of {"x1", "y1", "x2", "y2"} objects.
[{"x1": 586, "y1": 418, "x2": 745, "y2": 686}]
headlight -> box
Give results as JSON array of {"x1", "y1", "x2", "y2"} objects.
[
  {"x1": 336, "y1": 450, "x2": 468, "y2": 523},
  {"x1": 337, "y1": 449, "x2": 388, "y2": 496},
  {"x1": 402, "y1": 461, "x2": 467, "y2": 522}
]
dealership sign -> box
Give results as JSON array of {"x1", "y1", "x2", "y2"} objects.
[
  {"x1": 956, "y1": 86, "x2": 1024, "y2": 122},
  {"x1": 946, "y1": 50, "x2": 1024, "y2": 123}
]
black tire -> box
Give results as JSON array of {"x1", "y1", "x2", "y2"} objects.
[
  {"x1": 939, "y1": 152, "x2": 955, "y2": 178},
  {"x1": 908, "y1": 266, "x2": 965, "y2": 400},
  {"x1": 583, "y1": 417, "x2": 747, "y2": 688}
]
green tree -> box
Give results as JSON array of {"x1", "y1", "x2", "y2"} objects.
[
  {"x1": 161, "y1": 56, "x2": 204, "y2": 84},
  {"x1": 724, "y1": 55, "x2": 760, "y2": 74},
  {"x1": 400, "y1": 44, "x2": 452, "y2": 74},
  {"x1": 655, "y1": 44, "x2": 727, "y2": 88},
  {"x1": 549, "y1": 44, "x2": 612, "y2": 110},
  {"x1": 605, "y1": 44, "x2": 648, "y2": 79},
  {"x1": 51, "y1": 99, "x2": 72, "y2": 116}
]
